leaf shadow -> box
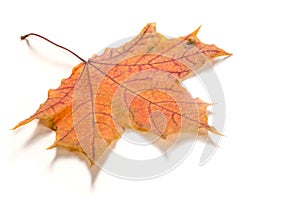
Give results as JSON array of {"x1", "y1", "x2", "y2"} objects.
[
  {"x1": 21, "y1": 122, "x2": 52, "y2": 148},
  {"x1": 18, "y1": 121, "x2": 102, "y2": 186},
  {"x1": 207, "y1": 56, "x2": 231, "y2": 71},
  {"x1": 24, "y1": 39, "x2": 74, "y2": 69},
  {"x1": 18, "y1": 124, "x2": 218, "y2": 187},
  {"x1": 133, "y1": 131, "x2": 218, "y2": 158},
  {"x1": 49, "y1": 147, "x2": 102, "y2": 187},
  {"x1": 152, "y1": 133, "x2": 195, "y2": 155},
  {"x1": 193, "y1": 56, "x2": 232, "y2": 75}
]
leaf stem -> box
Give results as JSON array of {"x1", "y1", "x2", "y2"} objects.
[{"x1": 20, "y1": 33, "x2": 86, "y2": 63}]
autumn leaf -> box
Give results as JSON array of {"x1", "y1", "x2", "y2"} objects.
[{"x1": 14, "y1": 23, "x2": 231, "y2": 164}]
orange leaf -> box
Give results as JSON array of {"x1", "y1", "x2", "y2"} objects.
[{"x1": 15, "y1": 23, "x2": 231, "y2": 164}]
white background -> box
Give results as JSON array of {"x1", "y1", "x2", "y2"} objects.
[{"x1": 1, "y1": 0, "x2": 299, "y2": 210}]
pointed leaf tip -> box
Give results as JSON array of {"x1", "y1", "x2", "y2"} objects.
[
  {"x1": 183, "y1": 25, "x2": 202, "y2": 39},
  {"x1": 191, "y1": 25, "x2": 202, "y2": 37},
  {"x1": 141, "y1": 23, "x2": 156, "y2": 34},
  {"x1": 46, "y1": 143, "x2": 58, "y2": 150},
  {"x1": 209, "y1": 126, "x2": 224, "y2": 136},
  {"x1": 12, "y1": 118, "x2": 33, "y2": 130}
]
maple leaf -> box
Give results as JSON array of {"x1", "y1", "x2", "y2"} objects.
[{"x1": 14, "y1": 23, "x2": 231, "y2": 164}]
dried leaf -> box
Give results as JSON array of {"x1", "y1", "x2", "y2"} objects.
[{"x1": 14, "y1": 23, "x2": 231, "y2": 164}]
